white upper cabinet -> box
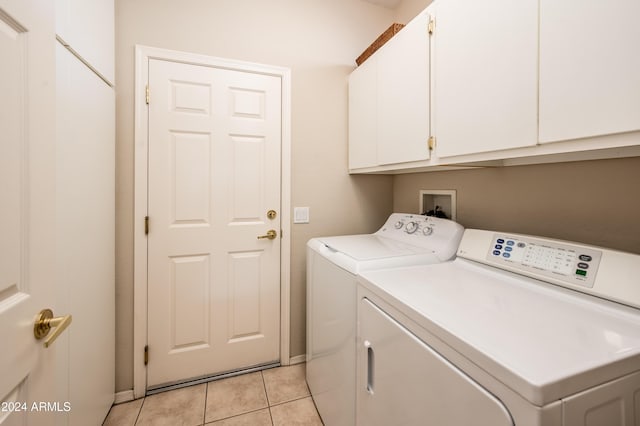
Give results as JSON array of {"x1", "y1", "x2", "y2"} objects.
[
  {"x1": 433, "y1": 0, "x2": 538, "y2": 158},
  {"x1": 539, "y1": 0, "x2": 640, "y2": 144},
  {"x1": 56, "y1": 0, "x2": 115, "y2": 84},
  {"x1": 349, "y1": 57, "x2": 379, "y2": 170},
  {"x1": 376, "y1": 11, "x2": 430, "y2": 166},
  {"x1": 348, "y1": 0, "x2": 640, "y2": 174},
  {"x1": 348, "y1": 10, "x2": 431, "y2": 171}
]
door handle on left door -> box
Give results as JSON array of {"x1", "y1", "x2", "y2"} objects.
[
  {"x1": 257, "y1": 229, "x2": 277, "y2": 240},
  {"x1": 34, "y1": 309, "x2": 72, "y2": 348}
]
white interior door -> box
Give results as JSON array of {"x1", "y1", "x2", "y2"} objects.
[
  {"x1": 147, "y1": 58, "x2": 282, "y2": 388},
  {"x1": 0, "y1": 1, "x2": 62, "y2": 425}
]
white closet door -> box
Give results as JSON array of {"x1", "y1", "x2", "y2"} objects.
[{"x1": 56, "y1": 42, "x2": 115, "y2": 426}]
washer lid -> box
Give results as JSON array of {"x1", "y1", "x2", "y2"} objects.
[
  {"x1": 358, "y1": 259, "x2": 640, "y2": 406},
  {"x1": 317, "y1": 234, "x2": 432, "y2": 261}
]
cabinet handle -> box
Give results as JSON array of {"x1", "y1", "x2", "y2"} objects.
[{"x1": 364, "y1": 340, "x2": 374, "y2": 394}]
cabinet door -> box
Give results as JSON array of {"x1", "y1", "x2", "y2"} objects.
[
  {"x1": 433, "y1": 0, "x2": 538, "y2": 158},
  {"x1": 357, "y1": 298, "x2": 513, "y2": 426},
  {"x1": 56, "y1": 0, "x2": 114, "y2": 84},
  {"x1": 349, "y1": 57, "x2": 378, "y2": 170},
  {"x1": 377, "y1": 11, "x2": 430, "y2": 165},
  {"x1": 539, "y1": 0, "x2": 640, "y2": 143}
]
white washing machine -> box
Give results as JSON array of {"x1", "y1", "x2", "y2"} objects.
[
  {"x1": 306, "y1": 213, "x2": 464, "y2": 426},
  {"x1": 357, "y1": 229, "x2": 640, "y2": 426}
]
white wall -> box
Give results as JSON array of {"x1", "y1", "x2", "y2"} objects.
[{"x1": 115, "y1": 0, "x2": 409, "y2": 391}]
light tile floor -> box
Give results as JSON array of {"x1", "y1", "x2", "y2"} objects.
[{"x1": 103, "y1": 364, "x2": 323, "y2": 426}]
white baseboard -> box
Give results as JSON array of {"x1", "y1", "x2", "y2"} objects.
[
  {"x1": 289, "y1": 354, "x2": 306, "y2": 365},
  {"x1": 114, "y1": 390, "x2": 135, "y2": 405}
]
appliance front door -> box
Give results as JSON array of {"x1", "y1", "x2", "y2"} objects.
[
  {"x1": 357, "y1": 298, "x2": 513, "y2": 426},
  {"x1": 0, "y1": 0, "x2": 62, "y2": 424},
  {"x1": 146, "y1": 58, "x2": 282, "y2": 387}
]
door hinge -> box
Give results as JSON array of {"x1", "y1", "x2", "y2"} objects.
[
  {"x1": 428, "y1": 18, "x2": 435, "y2": 35},
  {"x1": 145, "y1": 84, "x2": 150, "y2": 105},
  {"x1": 144, "y1": 345, "x2": 149, "y2": 365},
  {"x1": 144, "y1": 216, "x2": 149, "y2": 235},
  {"x1": 428, "y1": 136, "x2": 436, "y2": 151}
]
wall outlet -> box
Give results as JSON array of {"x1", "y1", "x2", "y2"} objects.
[{"x1": 419, "y1": 190, "x2": 456, "y2": 221}]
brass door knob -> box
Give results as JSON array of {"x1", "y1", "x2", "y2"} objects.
[
  {"x1": 34, "y1": 309, "x2": 72, "y2": 348},
  {"x1": 257, "y1": 229, "x2": 277, "y2": 240}
]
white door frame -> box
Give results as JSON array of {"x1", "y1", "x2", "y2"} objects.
[{"x1": 133, "y1": 45, "x2": 291, "y2": 398}]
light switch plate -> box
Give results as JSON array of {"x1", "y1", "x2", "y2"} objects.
[{"x1": 294, "y1": 207, "x2": 310, "y2": 224}]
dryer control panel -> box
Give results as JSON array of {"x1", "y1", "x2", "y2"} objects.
[
  {"x1": 487, "y1": 234, "x2": 602, "y2": 288},
  {"x1": 456, "y1": 229, "x2": 640, "y2": 309}
]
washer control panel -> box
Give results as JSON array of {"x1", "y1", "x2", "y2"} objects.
[
  {"x1": 375, "y1": 213, "x2": 464, "y2": 256},
  {"x1": 382, "y1": 215, "x2": 440, "y2": 238},
  {"x1": 486, "y1": 234, "x2": 602, "y2": 288}
]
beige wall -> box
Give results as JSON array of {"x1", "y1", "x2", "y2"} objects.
[
  {"x1": 395, "y1": 0, "x2": 432, "y2": 22},
  {"x1": 394, "y1": 157, "x2": 640, "y2": 254},
  {"x1": 115, "y1": 0, "x2": 405, "y2": 392}
]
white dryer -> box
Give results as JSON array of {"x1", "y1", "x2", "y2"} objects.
[
  {"x1": 306, "y1": 213, "x2": 464, "y2": 426},
  {"x1": 357, "y1": 229, "x2": 640, "y2": 426}
]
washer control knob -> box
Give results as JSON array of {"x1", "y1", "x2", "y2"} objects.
[
  {"x1": 422, "y1": 226, "x2": 434, "y2": 236},
  {"x1": 406, "y1": 221, "x2": 419, "y2": 234},
  {"x1": 394, "y1": 221, "x2": 404, "y2": 229}
]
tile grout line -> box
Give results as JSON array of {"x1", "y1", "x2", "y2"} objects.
[
  {"x1": 202, "y1": 381, "x2": 209, "y2": 425},
  {"x1": 269, "y1": 392, "x2": 313, "y2": 408},
  {"x1": 206, "y1": 406, "x2": 271, "y2": 425},
  {"x1": 260, "y1": 371, "x2": 275, "y2": 426},
  {"x1": 133, "y1": 396, "x2": 145, "y2": 426}
]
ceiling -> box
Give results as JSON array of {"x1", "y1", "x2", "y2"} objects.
[{"x1": 361, "y1": 0, "x2": 403, "y2": 9}]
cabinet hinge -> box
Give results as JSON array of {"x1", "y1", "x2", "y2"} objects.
[
  {"x1": 144, "y1": 216, "x2": 149, "y2": 235},
  {"x1": 428, "y1": 18, "x2": 435, "y2": 35},
  {"x1": 145, "y1": 84, "x2": 150, "y2": 105},
  {"x1": 144, "y1": 345, "x2": 149, "y2": 365},
  {"x1": 428, "y1": 136, "x2": 436, "y2": 151}
]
